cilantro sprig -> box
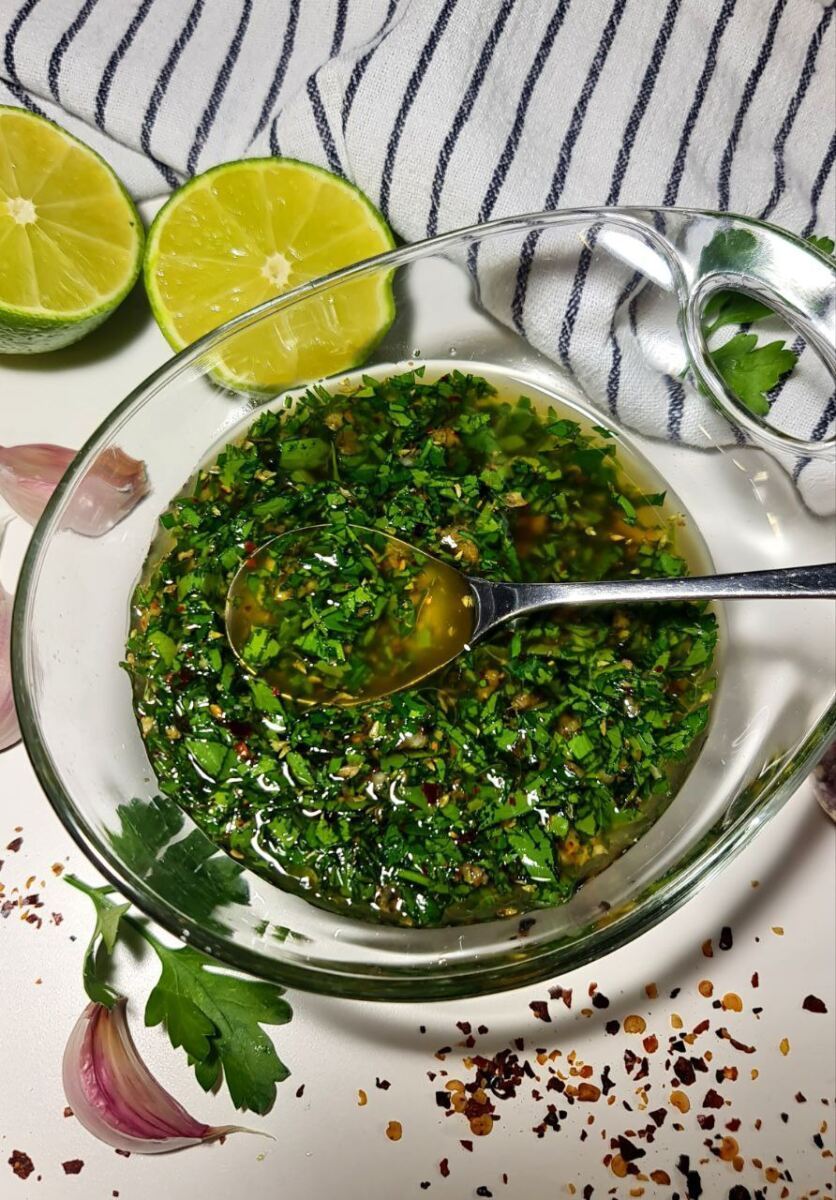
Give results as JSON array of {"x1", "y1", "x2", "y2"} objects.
[
  {"x1": 700, "y1": 231, "x2": 835, "y2": 417},
  {"x1": 66, "y1": 875, "x2": 291, "y2": 1114}
]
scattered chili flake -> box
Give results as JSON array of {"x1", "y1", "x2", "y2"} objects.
[
  {"x1": 623, "y1": 1015, "x2": 646, "y2": 1035},
  {"x1": 548, "y1": 985, "x2": 572, "y2": 1008},
  {"x1": 375, "y1": 1077, "x2": 392, "y2": 1090},
  {"x1": 385, "y1": 1121, "x2": 402, "y2": 1141},
  {"x1": 722, "y1": 993, "x2": 743, "y2": 1012},
  {"x1": 459, "y1": 1140, "x2": 473, "y2": 1152},
  {"x1": 5, "y1": 837, "x2": 22, "y2": 853},
  {"x1": 8, "y1": 1151, "x2": 34, "y2": 1180},
  {"x1": 795, "y1": 1092, "x2": 806, "y2": 1103},
  {"x1": 577, "y1": 1082, "x2": 601, "y2": 1102},
  {"x1": 670, "y1": 1090, "x2": 690, "y2": 1113},
  {"x1": 419, "y1": 1184, "x2": 430, "y2": 1191},
  {"x1": 62, "y1": 1160, "x2": 85, "y2": 1175},
  {"x1": 605, "y1": 1019, "x2": 620, "y2": 1035},
  {"x1": 718, "y1": 926, "x2": 733, "y2": 951},
  {"x1": 650, "y1": 1169, "x2": 671, "y2": 1185},
  {"x1": 477, "y1": 1025, "x2": 489, "y2": 1035},
  {"x1": 295, "y1": 1084, "x2": 305, "y2": 1098},
  {"x1": 439, "y1": 1158, "x2": 450, "y2": 1178},
  {"x1": 729, "y1": 1187, "x2": 752, "y2": 1200},
  {"x1": 802, "y1": 994, "x2": 828, "y2": 1014},
  {"x1": 357, "y1": 1089, "x2": 367, "y2": 1106},
  {"x1": 698, "y1": 980, "x2": 713, "y2": 997},
  {"x1": 701, "y1": 939, "x2": 713, "y2": 958},
  {"x1": 702, "y1": 1089, "x2": 725, "y2": 1109},
  {"x1": 63, "y1": 1106, "x2": 73, "y2": 1118},
  {"x1": 676, "y1": 1153, "x2": 703, "y2": 1199},
  {"x1": 114, "y1": 1149, "x2": 131, "y2": 1157},
  {"x1": 476, "y1": 1189, "x2": 493, "y2": 1198},
  {"x1": 435, "y1": 1091, "x2": 450, "y2": 1109},
  {"x1": 671, "y1": 1013, "x2": 683, "y2": 1030},
  {"x1": 529, "y1": 1001, "x2": 551, "y2": 1022},
  {"x1": 469, "y1": 1114, "x2": 494, "y2": 1137}
]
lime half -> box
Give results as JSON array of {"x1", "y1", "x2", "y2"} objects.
[
  {"x1": 0, "y1": 107, "x2": 144, "y2": 354},
  {"x1": 144, "y1": 158, "x2": 396, "y2": 392}
]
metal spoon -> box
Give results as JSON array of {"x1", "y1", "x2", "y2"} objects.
[{"x1": 226, "y1": 524, "x2": 836, "y2": 705}]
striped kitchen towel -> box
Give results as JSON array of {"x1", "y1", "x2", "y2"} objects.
[{"x1": 1, "y1": 0, "x2": 834, "y2": 510}]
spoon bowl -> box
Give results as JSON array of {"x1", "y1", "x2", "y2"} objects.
[{"x1": 227, "y1": 524, "x2": 836, "y2": 706}]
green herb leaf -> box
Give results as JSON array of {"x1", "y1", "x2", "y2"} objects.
[
  {"x1": 702, "y1": 290, "x2": 773, "y2": 336},
  {"x1": 707, "y1": 333, "x2": 797, "y2": 416},
  {"x1": 144, "y1": 943, "x2": 291, "y2": 1114},
  {"x1": 65, "y1": 876, "x2": 130, "y2": 1008}
]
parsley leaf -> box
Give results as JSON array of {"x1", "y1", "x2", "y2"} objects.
[
  {"x1": 708, "y1": 333, "x2": 797, "y2": 416},
  {"x1": 144, "y1": 944, "x2": 292, "y2": 1114},
  {"x1": 66, "y1": 872, "x2": 293, "y2": 1114},
  {"x1": 66, "y1": 878, "x2": 130, "y2": 1008}
]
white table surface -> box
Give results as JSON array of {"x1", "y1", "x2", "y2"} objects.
[{"x1": 1, "y1": 236, "x2": 834, "y2": 1200}]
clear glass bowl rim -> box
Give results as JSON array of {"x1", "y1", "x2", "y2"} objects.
[{"x1": 11, "y1": 208, "x2": 836, "y2": 1000}]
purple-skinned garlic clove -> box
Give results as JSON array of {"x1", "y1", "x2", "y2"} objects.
[
  {"x1": 0, "y1": 444, "x2": 148, "y2": 535},
  {"x1": 63, "y1": 999, "x2": 248, "y2": 1154}
]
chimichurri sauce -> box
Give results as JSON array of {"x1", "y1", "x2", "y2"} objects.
[{"x1": 126, "y1": 370, "x2": 717, "y2": 927}]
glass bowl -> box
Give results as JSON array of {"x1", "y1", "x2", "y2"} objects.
[{"x1": 13, "y1": 208, "x2": 836, "y2": 1000}]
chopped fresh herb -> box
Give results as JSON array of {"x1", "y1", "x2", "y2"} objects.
[{"x1": 126, "y1": 370, "x2": 716, "y2": 927}]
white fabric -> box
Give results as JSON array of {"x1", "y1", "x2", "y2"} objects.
[{"x1": 1, "y1": 0, "x2": 834, "y2": 509}]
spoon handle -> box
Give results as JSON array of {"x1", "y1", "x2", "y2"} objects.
[{"x1": 469, "y1": 563, "x2": 836, "y2": 639}]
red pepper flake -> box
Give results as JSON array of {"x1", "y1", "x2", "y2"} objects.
[
  {"x1": 591, "y1": 991, "x2": 610, "y2": 1010},
  {"x1": 51, "y1": 862, "x2": 64, "y2": 876},
  {"x1": 375, "y1": 1077, "x2": 392, "y2": 1090},
  {"x1": 435, "y1": 1091, "x2": 450, "y2": 1109},
  {"x1": 475, "y1": 1188, "x2": 493, "y2": 1198},
  {"x1": 802, "y1": 994, "x2": 828, "y2": 1014},
  {"x1": 385, "y1": 1121, "x2": 402, "y2": 1141},
  {"x1": 295, "y1": 1084, "x2": 305, "y2": 1098},
  {"x1": 62, "y1": 1160, "x2": 85, "y2": 1175},
  {"x1": 419, "y1": 1184, "x2": 430, "y2": 1191},
  {"x1": 616, "y1": 1135, "x2": 645, "y2": 1163},
  {"x1": 114, "y1": 1149, "x2": 131, "y2": 1158},
  {"x1": 701, "y1": 939, "x2": 713, "y2": 958},
  {"x1": 645, "y1": 982, "x2": 659, "y2": 1000},
  {"x1": 477, "y1": 1024, "x2": 488, "y2": 1036},
  {"x1": 795, "y1": 1092, "x2": 807, "y2": 1103},
  {"x1": 577, "y1": 1082, "x2": 601, "y2": 1102},
  {"x1": 528, "y1": 1001, "x2": 551, "y2": 1023},
  {"x1": 51, "y1": 911, "x2": 64, "y2": 925},
  {"x1": 63, "y1": 1106, "x2": 73, "y2": 1118},
  {"x1": 439, "y1": 1158, "x2": 450, "y2": 1178},
  {"x1": 605, "y1": 1019, "x2": 620, "y2": 1035},
  {"x1": 8, "y1": 1150, "x2": 34, "y2": 1180},
  {"x1": 702, "y1": 1088, "x2": 725, "y2": 1109},
  {"x1": 5, "y1": 837, "x2": 22, "y2": 852},
  {"x1": 718, "y1": 926, "x2": 733, "y2": 951},
  {"x1": 548, "y1": 984, "x2": 572, "y2": 1008},
  {"x1": 459, "y1": 1140, "x2": 473, "y2": 1152},
  {"x1": 750, "y1": 971, "x2": 759, "y2": 988},
  {"x1": 716, "y1": 1027, "x2": 755, "y2": 1054}
]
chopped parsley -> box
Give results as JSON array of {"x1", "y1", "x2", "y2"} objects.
[{"x1": 126, "y1": 370, "x2": 716, "y2": 927}]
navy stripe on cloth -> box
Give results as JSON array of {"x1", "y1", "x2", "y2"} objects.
[
  {"x1": 4, "y1": 0, "x2": 41, "y2": 83},
  {"x1": 718, "y1": 0, "x2": 786, "y2": 210},
  {"x1": 477, "y1": 0, "x2": 572, "y2": 228},
  {"x1": 307, "y1": 73, "x2": 343, "y2": 175},
  {"x1": 558, "y1": 0, "x2": 682, "y2": 368},
  {"x1": 794, "y1": 394, "x2": 836, "y2": 480},
  {"x1": 803, "y1": 130, "x2": 836, "y2": 238},
  {"x1": 187, "y1": 0, "x2": 252, "y2": 175},
  {"x1": 379, "y1": 0, "x2": 459, "y2": 219},
  {"x1": 95, "y1": 0, "x2": 156, "y2": 129},
  {"x1": 510, "y1": 0, "x2": 627, "y2": 333},
  {"x1": 331, "y1": 0, "x2": 349, "y2": 57},
  {"x1": 605, "y1": 273, "x2": 644, "y2": 415},
  {"x1": 665, "y1": 374, "x2": 686, "y2": 440},
  {"x1": 254, "y1": 0, "x2": 300, "y2": 144},
  {"x1": 760, "y1": 2, "x2": 835, "y2": 220},
  {"x1": 140, "y1": 0, "x2": 204, "y2": 188},
  {"x1": 426, "y1": 0, "x2": 516, "y2": 238},
  {"x1": 663, "y1": 0, "x2": 737, "y2": 206},
  {"x1": 341, "y1": 0, "x2": 397, "y2": 133},
  {"x1": 2, "y1": 76, "x2": 44, "y2": 114},
  {"x1": 48, "y1": 0, "x2": 99, "y2": 102}
]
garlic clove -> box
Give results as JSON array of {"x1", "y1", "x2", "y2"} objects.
[
  {"x1": 0, "y1": 518, "x2": 19, "y2": 753},
  {"x1": 0, "y1": 444, "x2": 148, "y2": 536},
  {"x1": 63, "y1": 1000, "x2": 247, "y2": 1154}
]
